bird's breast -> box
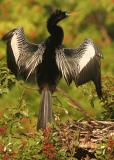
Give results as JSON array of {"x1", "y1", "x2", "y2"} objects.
[{"x1": 36, "y1": 49, "x2": 61, "y2": 89}]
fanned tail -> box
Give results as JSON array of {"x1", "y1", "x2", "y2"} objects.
[{"x1": 37, "y1": 88, "x2": 52, "y2": 130}]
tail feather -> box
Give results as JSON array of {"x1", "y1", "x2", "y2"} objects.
[
  {"x1": 95, "y1": 81, "x2": 102, "y2": 99},
  {"x1": 94, "y1": 74, "x2": 102, "y2": 99},
  {"x1": 37, "y1": 88, "x2": 52, "y2": 129}
]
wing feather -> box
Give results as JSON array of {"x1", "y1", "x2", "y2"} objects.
[
  {"x1": 6, "y1": 27, "x2": 46, "y2": 80},
  {"x1": 56, "y1": 48, "x2": 78, "y2": 84},
  {"x1": 56, "y1": 39, "x2": 102, "y2": 98}
]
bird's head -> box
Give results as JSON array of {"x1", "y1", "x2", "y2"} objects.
[
  {"x1": 2, "y1": 28, "x2": 17, "y2": 41},
  {"x1": 48, "y1": 9, "x2": 70, "y2": 25}
]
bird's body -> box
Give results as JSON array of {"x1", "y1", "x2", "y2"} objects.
[
  {"x1": 36, "y1": 15, "x2": 64, "y2": 92},
  {"x1": 37, "y1": 38, "x2": 62, "y2": 92},
  {"x1": 2, "y1": 9, "x2": 102, "y2": 129}
]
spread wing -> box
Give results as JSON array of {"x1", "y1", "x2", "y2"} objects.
[
  {"x1": 2, "y1": 27, "x2": 46, "y2": 81},
  {"x1": 56, "y1": 39, "x2": 102, "y2": 98}
]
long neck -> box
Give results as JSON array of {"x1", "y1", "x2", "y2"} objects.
[{"x1": 47, "y1": 21, "x2": 64, "y2": 47}]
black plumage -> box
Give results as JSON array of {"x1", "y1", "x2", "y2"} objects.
[{"x1": 2, "y1": 9, "x2": 102, "y2": 129}]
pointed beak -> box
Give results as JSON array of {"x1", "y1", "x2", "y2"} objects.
[{"x1": 66, "y1": 12, "x2": 78, "y2": 16}]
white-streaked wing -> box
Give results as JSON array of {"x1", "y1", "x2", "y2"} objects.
[
  {"x1": 56, "y1": 48, "x2": 78, "y2": 85},
  {"x1": 10, "y1": 27, "x2": 46, "y2": 80},
  {"x1": 78, "y1": 41, "x2": 95, "y2": 72},
  {"x1": 56, "y1": 39, "x2": 102, "y2": 98},
  {"x1": 11, "y1": 33, "x2": 20, "y2": 63}
]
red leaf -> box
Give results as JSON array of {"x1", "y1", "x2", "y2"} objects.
[
  {"x1": 2, "y1": 155, "x2": 9, "y2": 160},
  {"x1": 0, "y1": 126, "x2": 7, "y2": 135}
]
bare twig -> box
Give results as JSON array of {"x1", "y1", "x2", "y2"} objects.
[{"x1": 57, "y1": 87, "x2": 94, "y2": 121}]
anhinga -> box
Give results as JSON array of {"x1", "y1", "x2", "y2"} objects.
[{"x1": 2, "y1": 9, "x2": 102, "y2": 129}]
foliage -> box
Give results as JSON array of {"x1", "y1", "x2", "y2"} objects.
[
  {"x1": 0, "y1": 60, "x2": 16, "y2": 96},
  {"x1": 100, "y1": 76, "x2": 114, "y2": 120},
  {"x1": 0, "y1": 103, "x2": 78, "y2": 160},
  {"x1": 95, "y1": 135, "x2": 114, "y2": 160},
  {"x1": 0, "y1": 104, "x2": 114, "y2": 160}
]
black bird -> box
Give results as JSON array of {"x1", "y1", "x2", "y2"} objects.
[{"x1": 2, "y1": 9, "x2": 102, "y2": 129}]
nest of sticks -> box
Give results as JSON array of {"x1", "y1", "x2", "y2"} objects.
[{"x1": 56, "y1": 88, "x2": 114, "y2": 159}]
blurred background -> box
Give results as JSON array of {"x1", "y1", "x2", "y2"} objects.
[{"x1": 0, "y1": 0, "x2": 114, "y2": 121}]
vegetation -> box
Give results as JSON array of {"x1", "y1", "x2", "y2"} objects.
[{"x1": 0, "y1": 0, "x2": 114, "y2": 159}]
